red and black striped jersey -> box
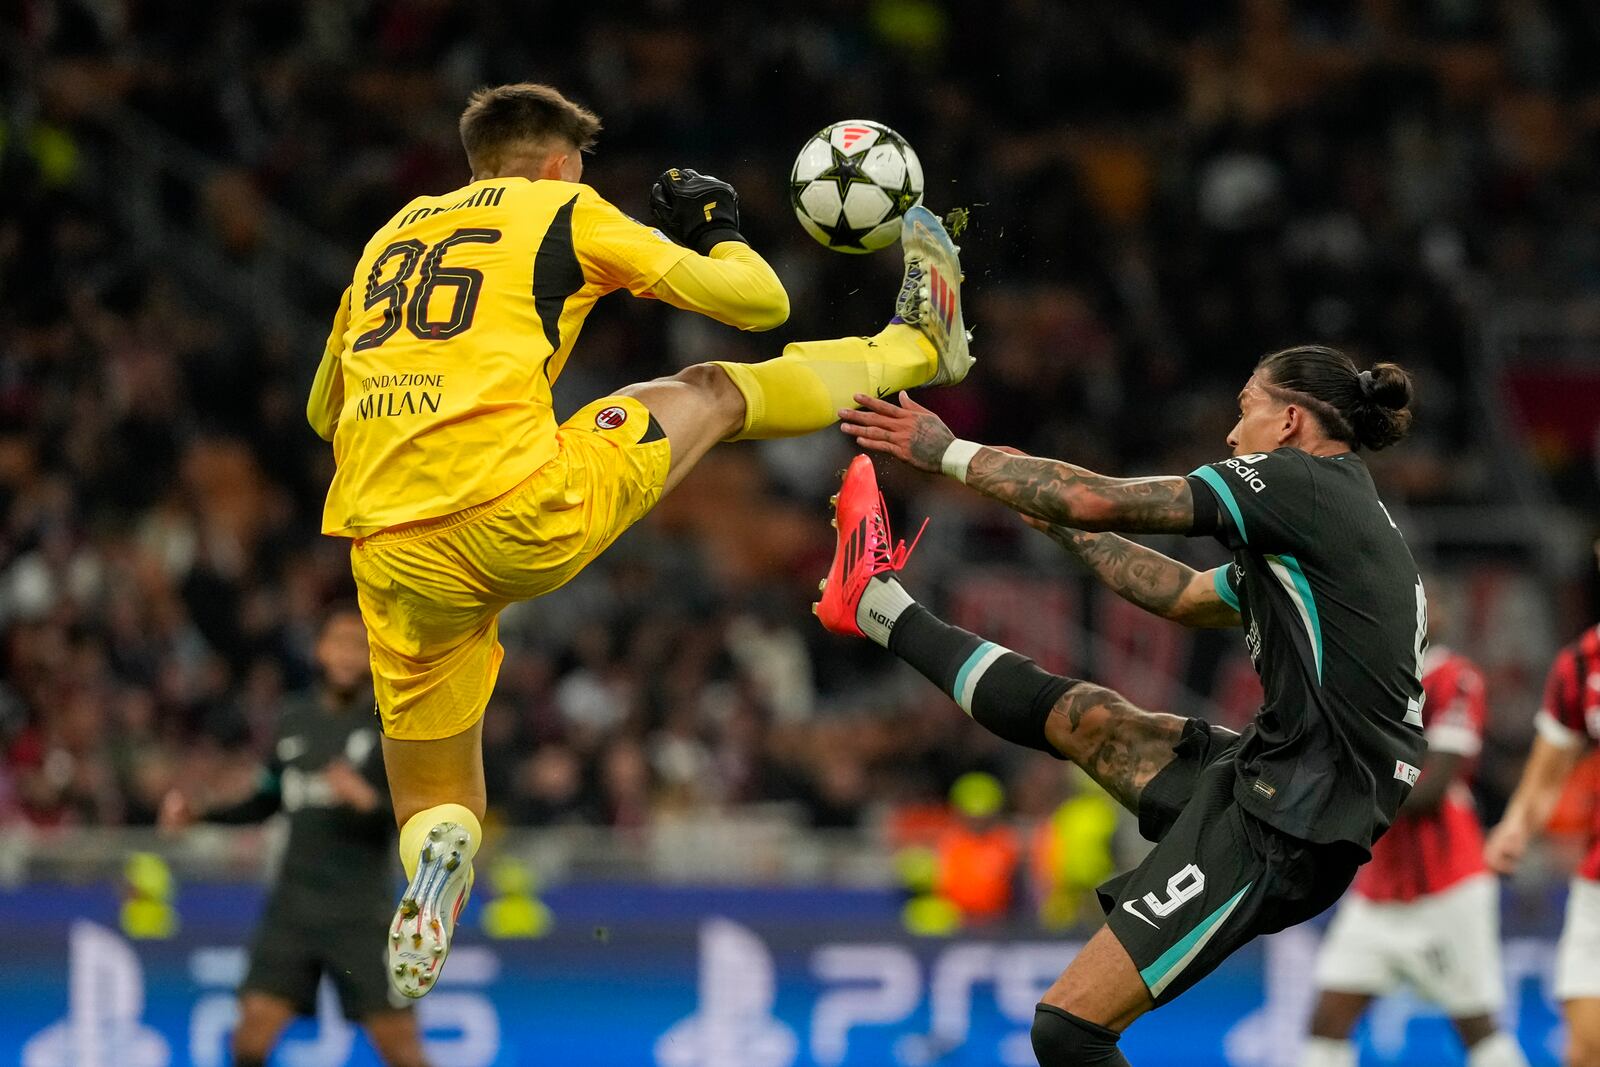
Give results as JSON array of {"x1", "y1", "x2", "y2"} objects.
[
  {"x1": 1533, "y1": 624, "x2": 1600, "y2": 880},
  {"x1": 1353, "y1": 646, "x2": 1487, "y2": 901}
]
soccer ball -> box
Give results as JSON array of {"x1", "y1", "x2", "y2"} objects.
[{"x1": 790, "y1": 120, "x2": 924, "y2": 254}]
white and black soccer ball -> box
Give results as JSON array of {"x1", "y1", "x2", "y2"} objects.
[{"x1": 790, "y1": 120, "x2": 924, "y2": 254}]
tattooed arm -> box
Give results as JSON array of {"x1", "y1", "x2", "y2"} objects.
[
  {"x1": 838, "y1": 391, "x2": 1196, "y2": 534},
  {"x1": 961, "y1": 448, "x2": 1194, "y2": 532},
  {"x1": 1037, "y1": 525, "x2": 1240, "y2": 628}
]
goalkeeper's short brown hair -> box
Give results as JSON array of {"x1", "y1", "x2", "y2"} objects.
[{"x1": 458, "y1": 83, "x2": 601, "y2": 173}]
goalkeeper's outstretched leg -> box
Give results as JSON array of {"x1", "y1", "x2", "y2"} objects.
[{"x1": 618, "y1": 204, "x2": 973, "y2": 496}]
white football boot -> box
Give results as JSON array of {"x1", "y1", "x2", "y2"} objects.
[
  {"x1": 895, "y1": 205, "x2": 974, "y2": 387},
  {"x1": 387, "y1": 820, "x2": 474, "y2": 999}
]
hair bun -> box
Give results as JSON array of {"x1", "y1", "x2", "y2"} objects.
[
  {"x1": 1366, "y1": 362, "x2": 1413, "y2": 411},
  {"x1": 1352, "y1": 362, "x2": 1414, "y2": 449}
]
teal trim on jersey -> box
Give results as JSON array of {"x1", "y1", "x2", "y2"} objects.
[
  {"x1": 1265, "y1": 553, "x2": 1323, "y2": 683},
  {"x1": 953, "y1": 642, "x2": 1000, "y2": 713},
  {"x1": 1139, "y1": 881, "x2": 1254, "y2": 999},
  {"x1": 1211, "y1": 567, "x2": 1240, "y2": 612},
  {"x1": 1190, "y1": 466, "x2": 1248, "y2": 544}
]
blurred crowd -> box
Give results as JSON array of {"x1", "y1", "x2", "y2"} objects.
[{"x1": 3, "y1": 0, "x2": 1598, "y2": 861}]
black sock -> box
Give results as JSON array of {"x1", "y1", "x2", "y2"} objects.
[
  {"x1": 1032, "y1": 1004, "x2": 1132, "y2": 1066},
  {"x1": 886, "y1": 604, "x2": 1079, "y2": 756}
]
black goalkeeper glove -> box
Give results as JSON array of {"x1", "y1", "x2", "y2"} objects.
[{"x1": 649, "y1": 168, "x2": 745, "y2": 255}]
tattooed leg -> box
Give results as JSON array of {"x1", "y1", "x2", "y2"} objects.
[
  {"x1": 872, "y1": 586, "x2": 1186, "y2": 810},
  {"x1": 880, "y1": 596, "x2": 1082, "y2": 757},
  {"x1": 1044, "y1": 683, "x2": 1187, "y2": 814}
]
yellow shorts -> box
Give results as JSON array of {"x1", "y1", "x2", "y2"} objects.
[{"x1": 350, "y1": 396, "x2": 671, "y2": 740}]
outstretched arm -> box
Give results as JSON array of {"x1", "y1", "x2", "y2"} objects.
[
  {"x1": 576, "y1": 184, "x2": 789, "y2": 332},
  {"x1": 993, "y1": 441, "x2": 1234, "y2": 626},
  {"x1": 650, "y1": 243, "x2": 790, "y2": 331},
  {"x1": 963, "y1": 449, "x2": 1194, "y2": 532},
  {"x1": 1036, "y1": 524, "x2": 1239, "y2": 628},
  {"x1": 840, "y1": 392, "x2": 1197, "y2": 534}
]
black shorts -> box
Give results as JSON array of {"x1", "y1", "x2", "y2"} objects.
[
  {"x1": 1099, "y1": 719, "x2": 1363, "y2": 1007},
  {"x1": 241, "y1": 898, "x2": 407, "y2": 1020}
]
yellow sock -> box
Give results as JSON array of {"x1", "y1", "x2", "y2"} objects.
[
  {"x1": 398, "y1": 803, "x2": 483, "y2": 882},
  {"x1": 714, "y1": 323, "x2": 937, "y2": 440}
]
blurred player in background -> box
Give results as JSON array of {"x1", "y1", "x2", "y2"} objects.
[
  {"x1": 1486, "y1": 539, "x2": 1600, "y2": 1067},
  {"x1": 160, "y1": 606, "x2": 428, "y2": 1067},
  {"x1": 818, "y1": 346, "x2": 1424, "y2": 1066},
  {"x1": 307, "y1": 82, "x2": 973, "y2": 996},
  {"x1": 1302, "y1": 600, "x2": 1527, "y2": 1067}
]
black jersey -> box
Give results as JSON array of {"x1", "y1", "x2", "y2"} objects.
[
  {"x1": 212, "y1": 688, "x2": 396, "y2": 925},
  {"x1": 1186, "y1": 448, "x2": 1426, "y2": 853}
]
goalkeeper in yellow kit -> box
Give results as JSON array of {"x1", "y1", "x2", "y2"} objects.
[{"x1": 306, "y1": 83, "x2": 972, "y2": 997}]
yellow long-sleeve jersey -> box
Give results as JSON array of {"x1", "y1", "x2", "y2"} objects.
[{"x1": 308, "y1": 177, "x2": 788, "y2": 537}]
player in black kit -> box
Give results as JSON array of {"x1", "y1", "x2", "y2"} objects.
[
  {"x1": 815, "y1": 346, "x2": 1425, "y2": 1066},
  {"x1": 161, "y1": 606, "x2": 430, "y2": 1067}
]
